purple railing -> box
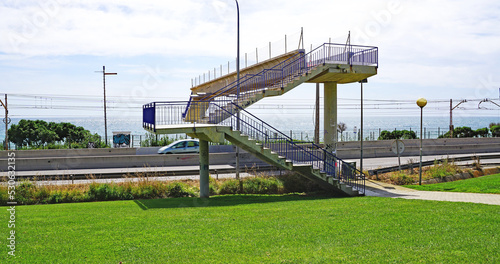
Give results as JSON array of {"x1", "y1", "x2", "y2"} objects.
[{"x1": 184, "y1": 43, "x2": 377, "y2": 118}]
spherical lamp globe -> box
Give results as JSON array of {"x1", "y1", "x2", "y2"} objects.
[{"x1": 416, "y1": 98, "x2": 427, "y2": 108}]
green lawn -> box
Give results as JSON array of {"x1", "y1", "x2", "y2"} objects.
[
  {"x1": 2, "y1": 195, "x2": 499, "y2": 263},
  {"x1": 404, "y1": 173, "x2": 500, "y2": 194}
]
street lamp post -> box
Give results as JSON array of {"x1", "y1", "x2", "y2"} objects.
[
  {"x1": 235, "y1": 0, "x2": 241, "y2": 181},
  {"x1": 96, "y1": 66, "x2": 117, "y2": 147},
  {"x1": 416, "y1": 98, "x2": 427, "y2": 185}
]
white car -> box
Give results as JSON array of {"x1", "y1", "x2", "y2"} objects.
[{"x1": 157, "y1": 139, "x2": 200, "y2": 154}]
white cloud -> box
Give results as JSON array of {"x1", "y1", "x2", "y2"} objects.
[{"x1": 0, "y1": 0, "x2": 499, "y2": 110}]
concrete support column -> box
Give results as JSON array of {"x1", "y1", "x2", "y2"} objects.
[
  {"x1": 199, "y1": 139, "x2": 210, "y2": 198},
  {"x1": 324, "y1": 82, "x2": 338, "y2": 152}
]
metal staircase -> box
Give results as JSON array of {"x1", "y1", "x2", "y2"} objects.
[
  {"x1": 217, "y1": 103, "x2": 364, "y2": 195},
  {"x1": 144, "y1": 100, "x2": 365, "y2": 196},
  {"x1": 143, "y1": 42, "x2": 378, "y2": 196}
]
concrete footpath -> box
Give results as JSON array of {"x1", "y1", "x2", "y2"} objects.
[{"x1": 364, "y1": 179, "x2": 500, "y2": 205}]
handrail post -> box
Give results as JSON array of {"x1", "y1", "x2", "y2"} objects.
[{"x1": 153, "y1": 102, "x2": 156, "y2": 132}]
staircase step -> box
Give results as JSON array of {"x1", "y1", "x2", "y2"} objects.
[{"x1": 189, "y1": 61, "x2": 363, "y2": 196}]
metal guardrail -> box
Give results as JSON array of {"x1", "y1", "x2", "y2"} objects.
[
  {"x1": 368, "y1": 154, "x2": 500, "y2": 176},
  {"x1": 143, "y1": 100, "x2": 366, "y2": 194}
]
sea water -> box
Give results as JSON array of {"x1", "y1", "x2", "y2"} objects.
[{"x1": 1, "y1": 114, "x2": 499, "y2": 145}]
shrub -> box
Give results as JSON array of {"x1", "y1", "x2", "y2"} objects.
[
  {"x1": 426, "y1": 160, "x2": 461, "y2": 179},
  {"x1": 453, "y1": 127, "x2": 475, "y2": 138},
  {"x1": 439, "y1": 126, "x2": 490, "y2": 138},
  {"x1": 16, "y1": 181, "x2": 38, "y2": 205},
  {"x1": 167, "y1": 182, "x2": 195, "y2": 198},
  {"x1": 86, "y1": 183, "x2": 115, "y2": 201},
  {"x1": 475, "y1": 127, "x2": 489, "y2": 138},
  {"x1": 378, "y1": 130, "x2": 417, "y2": 140},
  {"x1": 140, "y1": 133, "x2": 175, "y2": 147},
  {"x1": 47, "y1": 191, "x2": 67, "y2": 204},
  {"x1": 209, "y1": 176, "x2": 219, "y2": 195},
  {"x1": 242, "y1": 177, "x2": 284, "y2": 194},
  {"x1": 390, "y1": 172, "x2": 415, "y2": 185},
  {"x1": 491, "y1": 125, "x2": 500, "y2": 137},
  {"x1": 489, "y1": 122, "x2": 500, "y2": 129},
  {"x1": 1, "y1": 174, "x2": 329, "y2": 206},
  {"x1": 218, "y1": 179, "x2": 241, "y2": 195}
]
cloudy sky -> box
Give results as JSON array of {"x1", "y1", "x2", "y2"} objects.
[{"x1": 1, "y1": 0, "x2": 500, "y2": 119}]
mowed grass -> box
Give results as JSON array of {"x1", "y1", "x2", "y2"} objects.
[
  {"x1": 2, "y1": 195, "x2": 499, "y2": 263},
  {"x1": 404, "y1": 173, "x2": 500, "y2": 194}
]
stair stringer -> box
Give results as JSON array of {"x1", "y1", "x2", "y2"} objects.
[
  {"x1": 220, "y1": 128, "x2": 363, "y2": 196},
  {"x1": 222, "y1": 129, "x2": 293, "y2": 171}
]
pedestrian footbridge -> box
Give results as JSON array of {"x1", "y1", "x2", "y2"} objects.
[{"x1": 143, "y1": 42, "x2": 378, "y2": 197}]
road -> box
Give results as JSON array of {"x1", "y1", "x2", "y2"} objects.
[
  {"x1": 3, "y1": 152, "x2": 499, "y2": 186},
  {"x1": 344, "y1": 152, "x2": 500, "y2": 170}
]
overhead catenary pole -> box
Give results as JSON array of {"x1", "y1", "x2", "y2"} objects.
[
  {"x1": 96, "y1": 66, "x2": 117, "y2": 147},
  {"x1": 314, "y1": 83, "x2": 320, "y2": 144},
  {"x1": 360, "y1": 79, "x2": 368, "y2": 174},
  {"x1": 449, "y1": 99, "x2": 452, "y2": 138}
]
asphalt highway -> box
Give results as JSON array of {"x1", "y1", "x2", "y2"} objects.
[{"x1": 2, "y1": 152, "x2": 499, "y2": 186}]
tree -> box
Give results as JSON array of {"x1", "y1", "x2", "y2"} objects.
[
  {"x1": 439, "y1": 126, "x2": 490, "y2": 138},
  {"x1": 378, "y1": 129, "x2": 417, "y2": 140},
  {"x1": 8, "y1": 119, "x2": 57, "y2": 147},
  {"x1": 475, "y1": 127, "x2": 489, "y2": 138},
  {"x1": 8, "y1": 119, "x2": 101, "y2": 149},
  {"x1": 489, "y1": 122, "x2": 500, "y2": 129},
  {"x1": 491, "y1": 125, "x2": 500, "y2": 137},
  {"x1": 453, "y1": 126, "x2": 475, "y2": 138},
  {"x1": 378, "y1": 130, "x2": 392, "y2": 140},
  {"x1": 337, "y1": 122, "x2": 347, "y2": 141}
]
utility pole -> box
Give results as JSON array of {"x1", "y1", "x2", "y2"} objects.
[
  {"x1": 1, "y1": 94, "x2": 8, "y2": 150},
  {"x1": 96, "y1": 66, "x2": 117, "y2": 147},
  {"x1": 314, "y1": 83, "x2": 320, "y2": 144}
]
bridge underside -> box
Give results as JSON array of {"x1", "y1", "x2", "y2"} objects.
[{"x1": 306, "y1": 64, "x2": 376, "y2": 84}]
